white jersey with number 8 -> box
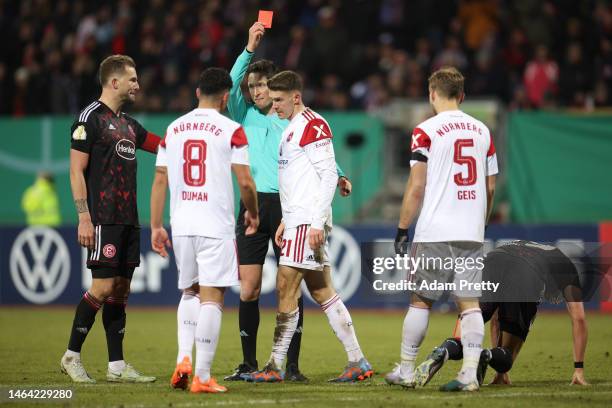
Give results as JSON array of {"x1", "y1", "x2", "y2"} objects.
[
  {"x1": 410, "y1": 110, "x2": 498, "y2": 243},
  {"x1": 156, "y1": 108, "x2": 249, "y2": 238}
]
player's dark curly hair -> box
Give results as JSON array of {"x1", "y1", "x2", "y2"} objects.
[
  {"x1": 247, "y1": 59, "x2": 278, "y2": 79},
  {"x1": 198, "y1": 67, "x2": 233, "y2": 96}
]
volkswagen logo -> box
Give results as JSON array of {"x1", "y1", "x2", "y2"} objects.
[{"x1": 10, "y1": 227, "x2": 70, "y2": 304}]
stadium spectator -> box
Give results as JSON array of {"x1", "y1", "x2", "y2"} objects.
[
  {"x1": 559, "y1": 43, "x2": 593, "y2": 107},
  {"x1": 1, "y1": 0, "x2": 611, "y2": 114},
  {"x1": 523, "y1": 45, "x2": 558, "y2": 108}
]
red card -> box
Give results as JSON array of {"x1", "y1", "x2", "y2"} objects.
[{"x1": 258, "y1": 10, "x2": 273, "y2": 28}]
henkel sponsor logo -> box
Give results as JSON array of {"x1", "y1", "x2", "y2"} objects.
[{"x1": 116, "y1": 139, "x2": 136, "y2": 160}]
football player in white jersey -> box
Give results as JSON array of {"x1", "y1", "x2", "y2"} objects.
[
  {"x1": 150, "y1": 68, "x2": 259, "y2": 394},
  {"x1": 386, "y1": 67, "x2": 498, "y2": 391},
  {"x1": 245, "y1": 71, "x2": 373, "y2": 383}
]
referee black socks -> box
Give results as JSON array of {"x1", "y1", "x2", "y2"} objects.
[{"x1": 239, "y1": 298, "x2": 260, "y2": 368}]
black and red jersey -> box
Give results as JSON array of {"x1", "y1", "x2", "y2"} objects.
[{"x1": 70, "y1": 100, "x2": 159, "y2": 226}]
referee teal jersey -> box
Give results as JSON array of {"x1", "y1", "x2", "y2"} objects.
[{"x1": 228, "y1": 49, "x2": 344, "y2": 193}]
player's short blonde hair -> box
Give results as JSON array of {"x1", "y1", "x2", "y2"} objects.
[
  {"x1": 267, "y1": 70, "x2": 303, "y2": 92},
  {"x1": 428, "y1": 67, "x2": 464, "y2": 100},
  {"x1": 99, "y1": 55, "x2": 136, "y2": 86}
]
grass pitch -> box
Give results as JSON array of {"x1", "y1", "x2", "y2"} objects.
[{"x1": 0, "y1": 307, "x2": 611, "y2": 407}]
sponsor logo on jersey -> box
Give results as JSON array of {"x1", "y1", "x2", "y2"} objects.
[
  {"x1": 115, "y1": 139, "x2": 136, "y2": 160},
  {"x1": 72, "y1": 125, "x2": 87, "y2": 140}
]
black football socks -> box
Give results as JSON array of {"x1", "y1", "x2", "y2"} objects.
[
  {"x1": 68, "y1": 292, "x2": 101, "y2": 352},
  {"x1": 103, "y1": 297, "x2": 127, "y2": 362},
  {"x1": 239, "y1": 298, "x2": 260, "y2": 368}
]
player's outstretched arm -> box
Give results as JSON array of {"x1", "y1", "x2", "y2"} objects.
[
  {"x1": 150, "y1": 166, "x2": 171, "y2": 258},
  {"x1": 566, "y1": 300, "x2": 588, "y2": 385},
  {"x1": 233, "y1": 163, "x2": 259, "y2": 235},
  {"x1": 228, "y1": 22, "x2": 265, "y2": 122},
  {"x1": 70, "y1": 149, "x2": 94, "y2": 250}
]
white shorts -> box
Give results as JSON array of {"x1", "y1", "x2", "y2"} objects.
[
  {"x1": 173, "y1": 236, "x2": 240, "y2": 289},
  {"x1": 279, "y1": 224, "x2": 330, "y2": 271}
]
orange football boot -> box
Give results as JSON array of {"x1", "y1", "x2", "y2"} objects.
[
  {"x1": 170, "y1": 357, "x2": 192, "y2": 390},
  {"x1": 190, "y1": 376, "x2": 228, "y2": 393}
]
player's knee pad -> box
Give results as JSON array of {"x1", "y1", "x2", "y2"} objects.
[
  {"x1": 489, "y1": 347, "x2": 513, "y2": 373},
  {"x1": 442, "y1": 337, "x2": 463, "y2": 360}
]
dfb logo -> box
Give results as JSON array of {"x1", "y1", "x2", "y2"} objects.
[{"x1": 10, "y1": 227, "x2": 70, "y2": 304}]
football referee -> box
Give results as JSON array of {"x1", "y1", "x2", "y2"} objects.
[
  {"x1": 61, "y1": 55, "x2": 160, "y2": 383},
  {"x1": 223, "y1": 22, "x2": 352, "y2": 382}
]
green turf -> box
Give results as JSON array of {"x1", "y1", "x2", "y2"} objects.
[{"x1": 0, "y1": 308, "x2": 610, "y2": 407}]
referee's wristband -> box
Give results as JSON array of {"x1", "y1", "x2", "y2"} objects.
[{"x1": 574, "y1": 361, "x2": 584, "y2": 369}]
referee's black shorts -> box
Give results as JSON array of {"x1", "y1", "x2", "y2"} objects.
[{"x1": 236, "y1": 192, "x2": 282, "y2": 265}]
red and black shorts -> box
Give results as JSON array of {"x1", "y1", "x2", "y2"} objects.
[{"x1": 87, "y1": 224, "x2": 140, "y2": 279}]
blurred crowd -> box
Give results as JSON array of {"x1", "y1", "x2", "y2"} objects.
[{"x1": 2, "y1": 0, "x2": 612, "y2": 116}]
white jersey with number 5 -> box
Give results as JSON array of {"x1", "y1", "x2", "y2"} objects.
[
  {"x1": 156, "y1": 108, "x2": 249, "y2": 238},
  {"x1": 278, "y1": 108, "x2": 336, "y2": 229},
  {"x1": 410, "y1": 110, "x2": 498, "y2": 243}
]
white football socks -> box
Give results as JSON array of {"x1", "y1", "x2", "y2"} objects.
[
  {"x1": 458, "y1": 308, "x2": 484, "y2": 384},
  {"x1": 108, "y1": 360, "x2": 126, "y2": 373},
  {"x1": 270, "y1": 308, "x2": 299, "y2": 368},
  {"x1": 321, "y1": 294, "x2": 364, "y2": 363},
  {"x1": 64, "y1": 350, "x2": 80, "y2": 359},
  {"x1": 195, "y1": 302, "x2": 223, "y2": 382},
  {"x1": 400, "y1": 306, "x2": 430, "y2": 380},
  {"x1": 177, "y1": 290, "x2": 200, "y2": 364}
]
